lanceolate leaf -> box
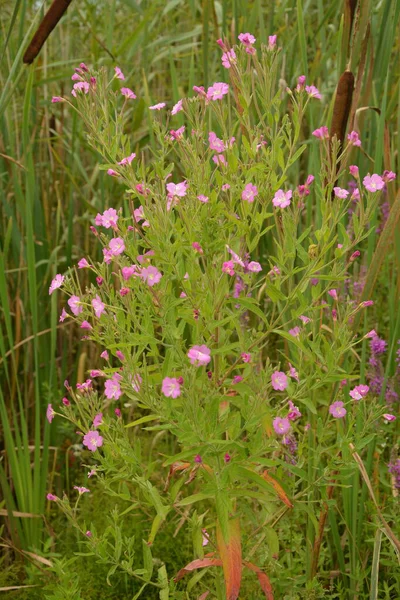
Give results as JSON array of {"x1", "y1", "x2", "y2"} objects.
[
  {"x1": 174, "y1": 558, "x2": 223, "y2": 582},
  {"x1": 262, "y1": 472, "x2": 294, "y2": 509},
  {"x1": 243, "y1": 561, "x2": 274, "y2": 600},
  {"x1": 352, "y1": 189, "x2": 400, "y2": 332},
  {"x1": 216, "y1": 518, "x2": 242, "y2": 600}
]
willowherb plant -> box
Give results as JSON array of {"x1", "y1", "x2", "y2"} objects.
[{"x1": 47, "y1": 34, "x2": 399, "y2": 599}]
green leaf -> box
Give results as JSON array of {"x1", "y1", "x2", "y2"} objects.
[
  {"x1": 126, "y1": 415, "x2": 161, "y2": 428},
  {"x1": 142, "y1": 539, "x2": 154, "y2": 581},
  {"x1": 177, "y1": 492, "x2": 214, "y2": 507}
]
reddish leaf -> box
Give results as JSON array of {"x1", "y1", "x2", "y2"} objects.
[
  {"x1": 216, "y1": 518, "x2": 242, "y2": 600},
  {"x1": 164, "y1": 461, "x2": 191, "y2": 491},
  {"x1": 198, "y1": 593, "x2": 210, "y2": 600},
  {"x1": 174, "y1": 558, "x2": 222, "y2": 582},
  {"x1": 244, "y1": 560, "x2": 274, "y2": 600},
  {"x1": 262, "y1": 471, "x2": 293, "y2": 508}
]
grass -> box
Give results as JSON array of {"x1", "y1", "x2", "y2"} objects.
[{"x1": 0, "y1": 0, "x2": 399, "y2": 597}]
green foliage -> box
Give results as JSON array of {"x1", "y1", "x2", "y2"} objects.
[{"x1": 0, "y1": 1, "x2": 399, "y2": 599}]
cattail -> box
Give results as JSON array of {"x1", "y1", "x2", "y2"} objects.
[
  {"x1": 23, "y1": 0, "x2": 73, "y2": 64},
  {"x1": 330, "y1": 70, "x2": 354, "y2": 149}
]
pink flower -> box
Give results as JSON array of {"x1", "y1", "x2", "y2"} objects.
[
  {"x1": 306, "y1": 85, "x2": 322, "y2": 99},
  {"x1": 121, "y1": 265, "x2": 139, "y2": 280},
  {"x1": 47, "y1": 493, "x2": 58, "y2": 501},
  {"x1": 93, "y1": 413, "x2": 103, "y2": 427},
  {"x1": 226, "y1": 246, "x2": 245, "y2": 266},
  {"x1": 242, "y1": 183, "x2": 258, "y2": 203},
  {"x1": 202, "y1": 529, "x2": 209, "y2": 546},
  {"x1": 349, "y1": 384, "x2": 369, "y2": 400},
  {"x1": 233, "y1": 375, "x2": 243, "y2": 384},
  {"x1": 268, "y1": 265, "x2": 281, "y2": 277},
  {"x1": 104, "y1": 376, "x2": 122, "y2": 400},
  {"x1": 83, "y1": 429, "x2": 104, "y2": 452},
  {"x1": 247, "y1": 261, "x2": 262, "y2": 272},
  {"x1": 299, "y1": 315, "x2": 311, "y2": 324},
  {"x1": 197, "y1": 194, "x2": 209, "y2": 203},
  {"x1": 76, "y1": 379, "x2": 92, "y2": 392},
  {"x1": 92, "y1": 295, "x2": 105, "y2": 318},
  {"x1": 333, "y1": 187, "x2": 349, "y2": 199},
  {"x1": 238, "y1": 32, "x2": 256, "y2": 46},
  {"x1": 71, "y1": 81, "x2": 90, "y2": 96},
  {"x1": 363, "y1": 174, "x2": 384, "y2": 192},
  {"x1": 162, "y1": 377, "x2": 181, "y2": 398},
  {"x1": 212, "y1": 154, "x2": 227, "y2": 166},
  {"x1": 149, "y1": 102, "x2": 166, "y2": 110},
  {"x1": 273, "y1": 417, "x2": 291, "y2": 435},
  {"x1": 51, "y1": 96, "x2": 64, "y2": 103},
  {"x1": 221, "y1": 48, "x2": 237, "y2": 69},
  {"x1": 130, "y1": 373, "x2": 142, "y2": 393},
  {"x1": 115, "y1": 408, "x2": 121, "y2": 417},
  {"x1": 209, "y1": 131, "x2": 225, "y2": 152},
  {"x1": 100, "y1": 350, "x2": 109, "y2": 360},
  {"x1": 68, "y1": 295, "x2": 83, "y2": 316},
  {"x1": 170, "y1": 126, "x2": 185, "y2": 140},
  {"x1": 109, "y1": 237, "x2": 125, "y2": 256},
  {"x1": 288, "y1": 363, "x2": 299, "y2": 381},
  {"x1": 206, "y1": 82, "x2": 229, "y2": 101},
  {"x1": 296, "y1": 75, "x2": 306, "y2": 91},
  {"x1": 349, "y1": 165, "x2": 359, "y2": 177},
  {"x1": 187, "y1": 345, "x2": 211, "y2": 366},
  {"x1": 133, "y1": 206, "x2": 145, "y2": 222},
  {"x1": 287, "y1": 400, "x2": 302, "y2": 421},
  {"x1": 289, "y1": 325, "x2": 301, "y2": 337},
  {"x1": 272, "y1": 189, "x2": 292, "y2": 208},
  {"x1": 59, "y1": 308, "x2": 68, "y2": 322},
  {"x1": 312, "y1": 126, "x2": 329, "y2": 139},
  {"x1": 347, "y1": 131, "x2": 361, "y2": 146},
  {"x1": 328, "y1": 289, "x2": 338, "y2": 300},
  {"x1": 49, "y1": 274, "x2": 64, "y2": 295},
  {"x1": 167, "y1": 181, "x2": 188, "y2": 197},
  {"x1": 241, "y1": 353, "x2": 251, "y2": 363},
  {"x1": 62, "y1": 397, "x2": 70, "y2": 406},
  {"x1": 192, "y1": 242, "x2": 203, "y2": 254},
  {"x1": 171, "y1": 99, "x2": 183, "y2": 115},
  {"x1": 121, "y1": 87, "x2": 136, "y2": 99},
  {"x1": 382, "y1": 170, "x2": 396, "y2": 182},
  {"x1": 137, "y1": 250, "x2": 154, "y2": 264},
  {"x1": 80, "y1": 320, "x2": 92, "y2": 330},
  {"x1": 350, "y1": 250, "x2": 360, "y2": 261},
  {"x1": 118, "y1": 153, "x2": 136, "y2": 166},
  {"x1": 383, "y1": 413, "x2": 396, "y2": 422},
  {"x1": 222, "y1": 260, "x2": 235, "y2": 276},
  {"x1": 101, "y1": 208, "x2": 118, "y2": 228},
  {"x1": 193, "y1": 85, "x2": 206, "y2": 97},
  {"x1": 360, "y1": 300, "x2": 374, "y2": 308},
  {"x1": 221, "y1": 183, "x2": 230, "y2": 191},
  {"x1": 271, "y1": 371, "x2": 288, "y2": 391},
  {"x1": 141, "y1": 265, "x2": 162, "y2": 286},
  {"x1": 78, "y1": 258, "x2": 90, "y2": 269},
  {"x1": 86, "y1": 530, "x2": 92, "y2": 537},
  {"x1": 74, "y1": 486, "x2": 90, "y2": 494},
  {"x1": 329, "y1": 401, "x2": 346, "y2": 418},
  {"x1": 90, "y1": 370, "x2": 103, "y2": 377},
  {"x1": 268, "y1": 35, "x2": 277, "y2": 50},
  {"x1": 46, "y1": 404, "x2": 55, "y2": 423},
  {"x1": 107, "y1": 169, "x2": 119, "y2": 177},
  {"x1": 114, "y1": 66, "x2": 125, "y2": 80}
]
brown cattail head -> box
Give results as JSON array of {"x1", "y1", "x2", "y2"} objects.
[
  {"x1": 330, "y1": 70, "x2": 354, "y2": 148},
  {"x1": 23, "y1": 0, "x2": 73, "y2": 64}
]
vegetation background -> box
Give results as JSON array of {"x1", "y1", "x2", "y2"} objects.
[{"x1": 0, "y1": 0, "x2": 399, "y2": 598}]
